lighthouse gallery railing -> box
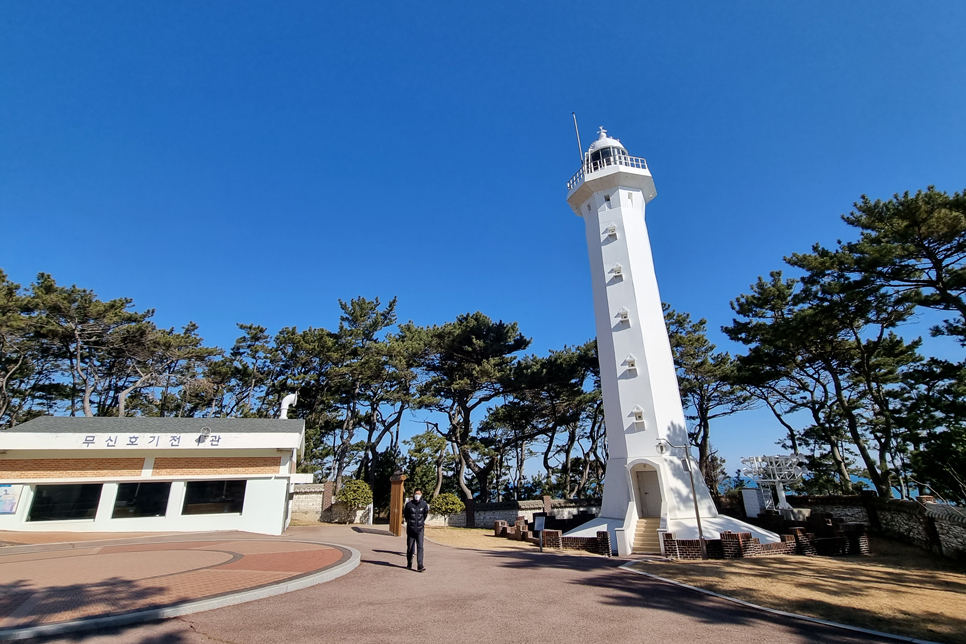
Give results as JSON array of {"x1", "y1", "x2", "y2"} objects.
[{"x1": 567, "y1": 154, "x2": 649, "y2": 192}]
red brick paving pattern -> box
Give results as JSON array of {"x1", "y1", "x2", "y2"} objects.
[
  {"x1": 0, "y1": 539, "x2": 345, "y2": 630},
  {"x1": 100, "y1": 541, "x2": 224, "y2": 554},
  {"x1": 0, "y1": 531, "x2": 172, "y2": 545},
  {"x1": 0, "y1": 547, "x2": 102, "y2": 564},
  {"x1": 218, "y1": 549, "x2": 342, "y2": 573},
  {"x1": 208, "y1": 540, "x2": 327, "y2": 555},
  {"x1": 1, "y1": 551, "x2": 232, "y2": 586}
]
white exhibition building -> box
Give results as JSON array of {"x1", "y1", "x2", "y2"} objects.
[{"x1": 0, "y1": 415, "x2": 311, "y2": 536}]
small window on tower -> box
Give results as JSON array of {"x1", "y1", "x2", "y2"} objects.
[{"x1": 628, "y1": 193, "x2": 634, "y2": 205}]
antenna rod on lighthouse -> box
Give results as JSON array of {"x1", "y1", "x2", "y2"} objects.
[{"x1": 572, "y1": 112, "x2": 583, "y2": 164}]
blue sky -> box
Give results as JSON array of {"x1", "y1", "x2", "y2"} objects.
[{"x1": 2, "y1": 1, "x2": 965, "y2": 475}]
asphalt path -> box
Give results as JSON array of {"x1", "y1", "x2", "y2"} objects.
[{"x1": 23, "y1": 525, "x2": 899, "y2": 644}]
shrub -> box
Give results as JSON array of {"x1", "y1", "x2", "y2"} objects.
[
  {"x1": 430, "y1": 492, "x2": 465, "y2": 516},
  {"x1": 336, "y1": 480, "x2": 373, "y2": 510}
]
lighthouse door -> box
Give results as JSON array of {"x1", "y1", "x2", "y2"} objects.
[{"x1": 635, "y1": 469, "x2": 661, "y2": 517}]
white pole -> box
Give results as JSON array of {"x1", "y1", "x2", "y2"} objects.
[{"x1": 572, "y1": 112, "x2": 584, "y2": 164}]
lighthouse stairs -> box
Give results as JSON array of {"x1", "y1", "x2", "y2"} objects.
[{"x1": 633, "y1": 517, "x2": 662, "y2": 554}]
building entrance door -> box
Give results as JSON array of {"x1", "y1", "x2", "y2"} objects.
[{"x1": 635, "y1": 469, "x2": 661, "y2": 517}]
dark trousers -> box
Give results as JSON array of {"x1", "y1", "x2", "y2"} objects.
[{"x1": 406, "y1": 529, "x2": 424, "y2": 568}]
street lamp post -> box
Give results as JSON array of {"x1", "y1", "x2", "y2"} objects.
[{"x1": 657, "y1": 439, "x2": 707, "y2": 559}]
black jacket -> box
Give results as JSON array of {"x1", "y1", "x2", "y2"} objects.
[{"x1": 403, "y1": 498, "x2": 430, "y2": 532}]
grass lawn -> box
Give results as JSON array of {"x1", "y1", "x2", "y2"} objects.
[
  {"x1": 629, "y1": 536, "x2": 965, "y2": 644},
  {"x1": 424, "y1": 526, "x2": 616, "y2": 557},
  {"x1": 425, "y1": 526, "x2": 542, "y2": 551}
]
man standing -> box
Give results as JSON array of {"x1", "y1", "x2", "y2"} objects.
[{"x1": 403, "y1": 488, "x2": 430, "y2": 572}]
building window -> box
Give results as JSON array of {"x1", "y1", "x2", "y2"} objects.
[
  {"x1": 112, "y1": 482, "x2": 171, "y2": 519},
  {"x1": 182, "y1": 480, "x2": 247, "y2": 515},
  {"x1": 27, "y1": 484, "x2": 103, "y2": 522}
]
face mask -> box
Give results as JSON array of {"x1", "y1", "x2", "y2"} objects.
[{"x1": 414, "y1": 494, "x2": 422, "y2": 501}]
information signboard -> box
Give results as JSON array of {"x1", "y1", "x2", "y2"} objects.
[{"x1": 0, "y1": 485, "x2": 24, "y2": 514}]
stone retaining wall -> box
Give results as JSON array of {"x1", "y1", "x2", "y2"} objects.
[
  {"x1": 290, "y1": 482, "x2": 334, "y2": 519},
  {"x1": 424, "y1": 513, "x2": 466, "y2": 527},
  {"x1": 933, "y1": 513, "x2": 966, "y2": 560},
  {"x1": 788, "y1": 493, "x2": 966, "y2": 560}
]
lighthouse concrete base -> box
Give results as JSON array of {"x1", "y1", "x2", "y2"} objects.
[
  {"x1": 561, "y1": 516, "x2": 627, "y2": 555},
  {"x1": 665, "y1": 516, "x2": 781, "y2": 543},
  {"x1": 563, "y1": 509, "x2": 781, "y2": 556}
]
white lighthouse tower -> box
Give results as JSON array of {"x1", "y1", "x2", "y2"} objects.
[{"x1": 564, "y1": 128, "x2": 778, "y2": 556}]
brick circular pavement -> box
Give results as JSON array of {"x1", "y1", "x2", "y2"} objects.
[{"x1": 0, "y1": 535, "x2": 358, "y2": 640}]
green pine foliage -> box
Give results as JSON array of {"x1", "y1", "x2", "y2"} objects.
[
  {"x1": 429, "y1": 492, "x2": 465, "y2": 516},
  {"x1": 335, "y1": 480, "x2": 373, "y2": 509}
]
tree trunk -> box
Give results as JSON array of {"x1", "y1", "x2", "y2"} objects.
[
  {"x1": 763, "y1": 397, "x2": 800, "y2": 453},
  {"x1": 563, "y1": 425, "x2": 577, "y2": 498},
  {"x1": 432, "y1": 450, "x2": 444, "y2": 499},
  {"x1": 828, "y1": 440, "x2": 854, "y2": 494},
  {"x1": 117, "y1": 373, "x2": 153, "y2": 418},
  {"x1": 454, "y1": 449, "x2": 474, "y2": 501},
  {"x1": 827, "y1": 366, "x2": 888, "y2": 496},
  {"x1": 542, "y1": 426, "x2": 558, "y2": 490},
  {"x1": 694, "y1": 409, "x2": 713, "y2": 492},
  {"x1": 0, "y1": 354, "x2": 25, "y2": 423},
  {"x1": 464, "y1": 451, "x2": 492, "y2": 503}
]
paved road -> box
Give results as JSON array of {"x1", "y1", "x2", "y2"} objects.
[{"x1": 22, "y1": 525, "x2": 897, "y2": 644}]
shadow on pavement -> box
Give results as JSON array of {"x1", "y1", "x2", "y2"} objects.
[
  {"x1": 350, "y1": 527, "x2": 393, "y2": 536},
  {"x1": 21, "y1": 621, "x2": 192, "y2": 644},
  {"x1": 1, "y1": 578, "x2": 171, "y2": 640},
  {"x1": 481, "y1": 549, "x2": 903, "y2": 643}
]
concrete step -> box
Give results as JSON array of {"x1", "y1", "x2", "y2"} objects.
[{"x1": 634, "y1": 516, "x2": 662, "y2": 553}]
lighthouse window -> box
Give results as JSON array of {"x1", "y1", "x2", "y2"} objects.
[{"x1": 590, "y1": 147, "x2": 627, "y2": 168}]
